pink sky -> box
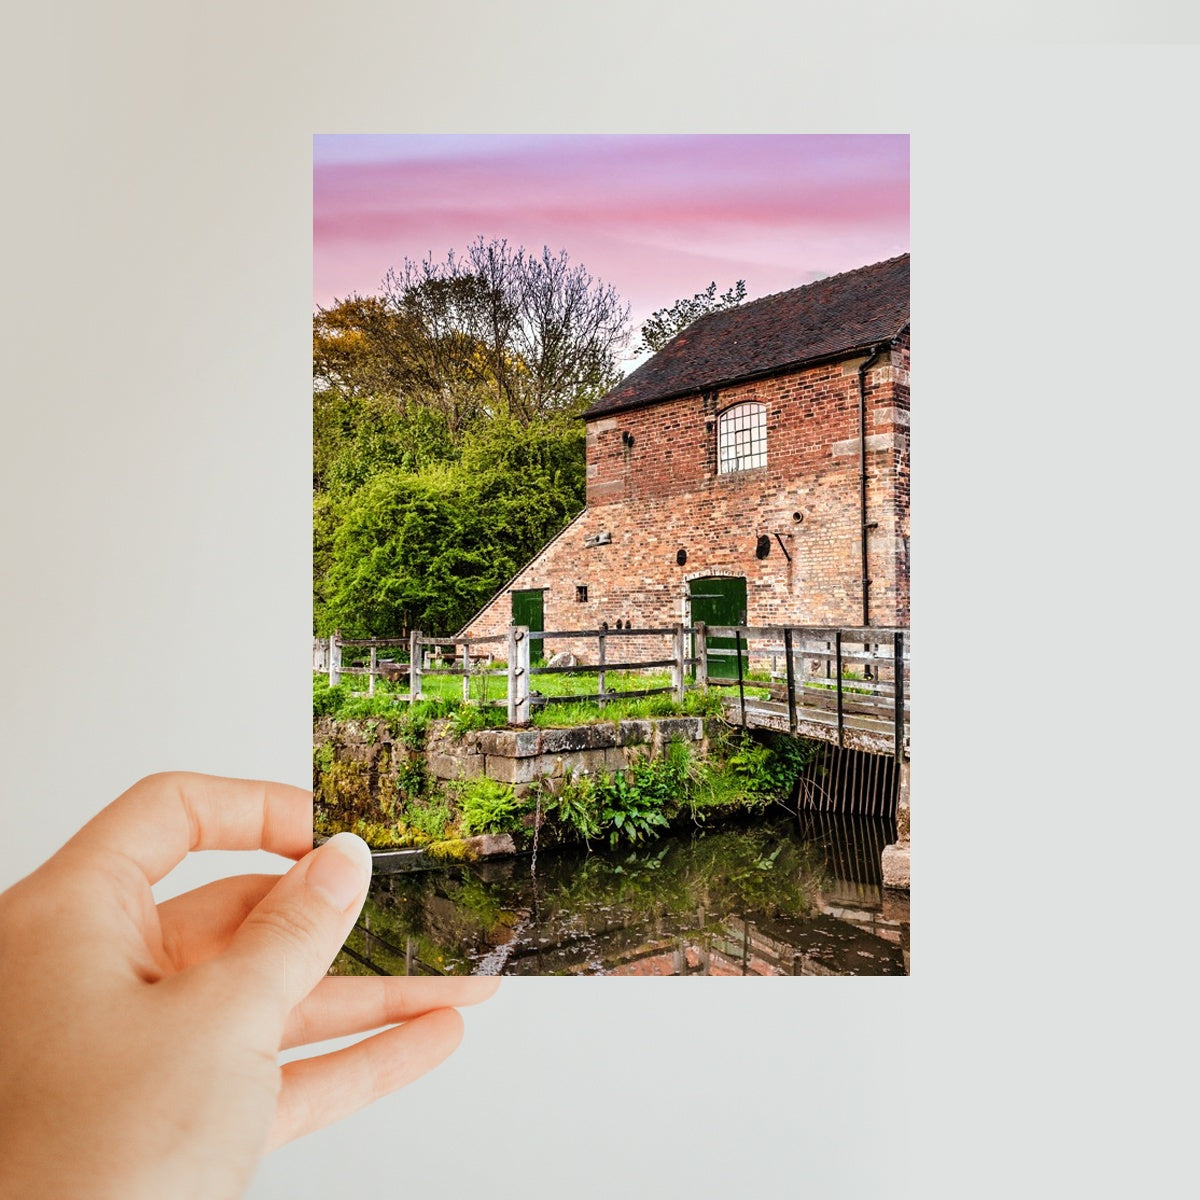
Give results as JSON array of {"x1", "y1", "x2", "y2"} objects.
[{"x1": 314, "y1": 134, "x2": 908, "y2": 357}]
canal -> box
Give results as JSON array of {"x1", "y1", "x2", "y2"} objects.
[{"x1": 332, "y1": 811, "x2": 909, "y2": 977}]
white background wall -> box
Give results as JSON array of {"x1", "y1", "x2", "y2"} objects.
[{"x1": 2, "y1": 6, "x2": 1197, "y2": 1197}]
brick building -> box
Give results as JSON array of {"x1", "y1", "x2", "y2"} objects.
[{"x1": 459, "y1": 254, "x2": 910, "y2": 658}]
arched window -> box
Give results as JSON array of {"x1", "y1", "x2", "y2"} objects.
[{"x1": 717, "y1": 402, "x2": 767, "y2": 473}]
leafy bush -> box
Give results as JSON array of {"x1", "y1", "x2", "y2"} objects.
[
  {"x1": 313, "y1": 678, "x2": 351, "y2": 717},
  {"x1": 539, "y1": 775, "x2": 603, "y2": 845},
  {"x1": 713, "y1": 731, "x2": 817, "y2": 806},
  {"x1": 458, "y1": 779, "x2": 529, "y2": 836},
  {"x1": 595, "y1": 768, "x2": 672, "y2": 848}
]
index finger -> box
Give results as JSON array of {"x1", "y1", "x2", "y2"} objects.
[{"x1": 59, "y1": 771, "x2": 314, "y2": 885}]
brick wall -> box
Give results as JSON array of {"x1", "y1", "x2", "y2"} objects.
[{"x1": 461, "y1": 342, "x2": 910, "y2": 659}]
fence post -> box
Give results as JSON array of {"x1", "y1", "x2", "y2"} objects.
[
  {"x1": 597, "y1": 626, "x2": 607, "y2": 709},
  {"x1": 835, "y1": 629, "x2": 844, "y2": 748},
  {"x1": 695, "y1": 621, "x2": 707, "y2": 686},
  {"x1": 506, "y1": 626, "x2": 517, "y2": 722},
  {"x1": 893, "y1": 631, "x2": 904, "y2": 763},
  {"x1": 507, "y1": 625, "x2": 530, "y2": 725},
  {"x1": 409, "y1": 630, "x2": 422, "y2": 702},
  {"x1": 735, "y1": 628, "x2": 746, "y2": 727},
  {"x1": 461, "y1": 639, "x2": 471, "y2": 704},
  {"x1": 368, "y1": 645, "x2": 377, "y2": 696},
  {"x1": 329, "y1": 632, "x2": 341, "y2": 687},
  {"x1": 672, "y1": 623, "x2": 685, "y2": 703},
  {"x1": 784, "y1": 627, "x2": 797, "y2": 734},
  {"x1": 516, "y1": 625, "x2": 530, "y2": 725}
]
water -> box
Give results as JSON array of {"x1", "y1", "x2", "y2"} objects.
[{"x1": 335, "y1": 812, "x2": 908, "y2": 977}]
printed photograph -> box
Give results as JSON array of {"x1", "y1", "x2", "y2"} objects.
[{"x1": 313, "y1": 134, "x2": 910, "y2": 976}]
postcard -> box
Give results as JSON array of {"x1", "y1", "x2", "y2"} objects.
[{"x1": 313, "y1": 134, "x2": 910, "y2": 976}]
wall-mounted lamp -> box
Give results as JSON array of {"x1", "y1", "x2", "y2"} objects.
[{"x1": 621, "y1": 430, "x2": 635, "y2": 448}]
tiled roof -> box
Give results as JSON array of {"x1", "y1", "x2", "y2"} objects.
[{"x1": 586, "y1": 253, "x2": 909, "y2": 419}]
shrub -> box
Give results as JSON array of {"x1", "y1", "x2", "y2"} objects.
[
  {"x1": 594, "y1": 767, "x2": 672, "y2": 848},
  {"x1": 458, "y1": 778, "x2": 528, "y2": 836},
  {"x1": 539, "y1": 774, "x2": 602, "y2": 845}
]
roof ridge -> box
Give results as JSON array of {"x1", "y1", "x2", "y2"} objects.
[{"x1": 691, "y1": 251, "x2": 910, "y2": 325}]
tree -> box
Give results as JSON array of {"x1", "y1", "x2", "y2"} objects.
[
  {"x1": 382, "y1": 237, "x2": 631, "y2": 424},
  {"x1": 314, "y1": 417, "x2": 588, "y2": 638},
  {"x1": 635, "y1": 279, "x2": 748, "y2": 355},
  {"x1": 312, "y1": 238, "x2": 624, "y2": 636},
  {"x1": 314, "y1": 293, "x2": 492, "y2": 442},
  {"x1": 313, "y1": 295, "x2": 419, "y2": 398}
]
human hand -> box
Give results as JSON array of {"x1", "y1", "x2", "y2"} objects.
[{"x1": 0, "y1": 772, "x2": 499, "y2": 1200}]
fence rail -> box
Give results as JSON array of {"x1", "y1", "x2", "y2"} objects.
[{"x1": 314, "y1": 622, "x2": 909, "y2": 756}]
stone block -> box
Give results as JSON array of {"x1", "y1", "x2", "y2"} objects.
[
  {"x1": 541, "y1": 724, "x2": 616, "y2": 754},
  {"x1": 554, "y1": 749, "x2": 609, "y2": 777},
  {"x1": 654, "y1": 717, "x2": 703, "y2": 746},
  {"x1": 881, "y1": 843, "x2": 910, "y2": 890},
  {"x1": 618, "y1": 719, "x2": 652, "y2": 746},
  {"x1": 881, "y1": 890, "x2": 910, "y2": 924},
  {"x1": 483, "y1": 754, "x2": 543, "y2": 785},
  {"x1": 604, "y1": 747, "x2": 632, "y2": 771},
  {"x1": 469, "y1": 833, "x2": 517, "y2": 859},
  {"x1": 476, "y1": 728, "x2": 542, "y2": 758},
  {"x1": 473, "y1": 730, "x2": 504, "y2": 757},
  {"x1": 427, "y1": 752, "x2": 484, "y2": 781}
]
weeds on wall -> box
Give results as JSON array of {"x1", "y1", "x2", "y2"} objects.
[
  {"x1": 456, "y1": 778, "x2": 530, "y2": 837},
  {"x1": 315, "y1": 660, "x2": 818, "y2": 853}
]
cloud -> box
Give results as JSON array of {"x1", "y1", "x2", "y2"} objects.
[{"x1": 314, "y1": 134, "x2": 909, "y2": 318}]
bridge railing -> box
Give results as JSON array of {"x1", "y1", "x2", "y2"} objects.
[{"x1": 704, "y1": 625, "x2": 910, "y2": 757}]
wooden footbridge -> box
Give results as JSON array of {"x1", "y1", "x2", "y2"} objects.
[{"x1": 704, "y1": 625, "x2": 909, "y2": 761}]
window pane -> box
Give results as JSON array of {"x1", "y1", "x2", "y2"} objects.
[{"x1": 718, "y1": 402, "x2": 766, "y2": 473}]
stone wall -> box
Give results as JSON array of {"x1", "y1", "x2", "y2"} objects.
[
  {"x1": 312, "y1": 715, "x2": 412, "y2": 830},
  {"x1": 314, "y1": 715, "x2": 712, "y2": 828},
  {"x1": 425, "y1": 716, "x2": 708, "y2": 795}
]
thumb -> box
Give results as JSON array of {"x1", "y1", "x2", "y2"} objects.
[{"x1": 212, "y1": 832, "x2": 372, "y2": 1026}]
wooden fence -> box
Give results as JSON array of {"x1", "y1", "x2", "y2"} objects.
[
  {"x1": 316, "y1": 625, "x2": 695, "y2": 725},
  {"x1": 314, "y1": 623, "x2": 909, "y2": 755}
]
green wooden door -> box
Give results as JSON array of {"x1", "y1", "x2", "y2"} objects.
[
  {"x1": 511, "y1": 588, "x2": 545, "y2": 664},
  {"x1": 689, "y1": 577, "x2": 747, "y2": 679}
]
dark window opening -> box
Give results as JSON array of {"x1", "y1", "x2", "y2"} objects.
[{"x1": 575, "y1": 585, "x2": 588, "y2": 603}]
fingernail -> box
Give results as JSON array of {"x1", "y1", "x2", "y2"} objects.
[{"x1": 305, "y1": 832, "x2": 372, "y2": 910}]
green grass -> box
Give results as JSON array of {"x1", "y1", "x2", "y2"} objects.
[{"x1": 313, "y1": 659, "x2": 766, "y2": 728}]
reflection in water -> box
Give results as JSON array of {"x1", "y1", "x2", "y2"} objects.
[{"x1": 333, "y1": 813, "x2": 909, "y2": 977}]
